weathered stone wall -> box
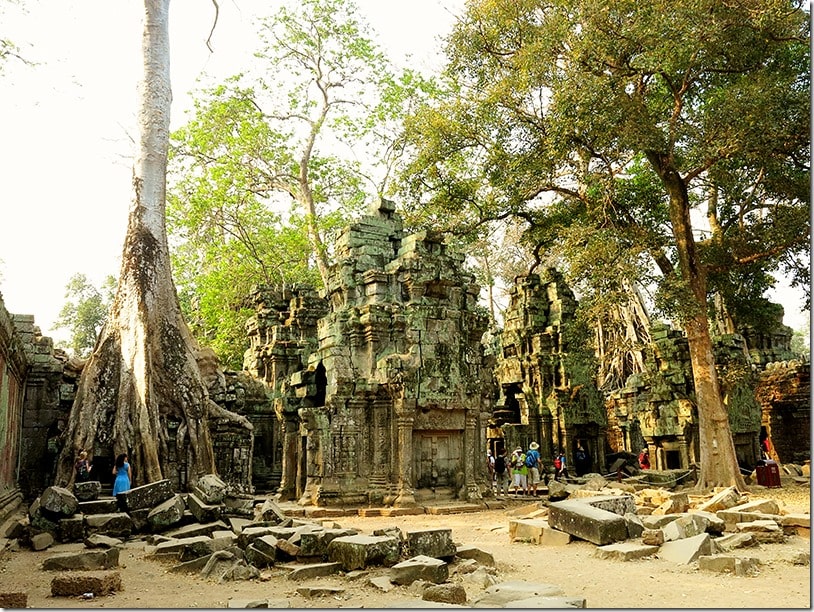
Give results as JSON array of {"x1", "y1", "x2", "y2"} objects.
[
  {"x1": 493, "y1": 271, "x2": 606, "y2": 475},
  {"x1": 756, "y1": 362, "x2": 810, "y2": 465},
  {"x1": 606, "y1": 316, "x2": 805, "y2": 471},
  {"x1": 245, "y1": 200, "x2": 494, "y2": 506},
  {"x1": 0, "y1": 294, "x2": 28, "y2": 520}
]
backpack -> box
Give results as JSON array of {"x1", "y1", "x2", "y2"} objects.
[
  {"x1": 494, "y1": 454, "x2": 506, "y2": 473},
  {"x1": 525, "y1": 451, "x2": 537, "y2": 468},
  {"x1": 76, "y1": 461, "x2": 89, "y2": 481},
  {"x1": 553, "y1": 457, "x2": 562, "y2": 470}
]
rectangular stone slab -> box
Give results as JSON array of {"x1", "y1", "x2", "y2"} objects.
[{"x1": 547, "y1": 499, "x2": 629, "y2": 545}]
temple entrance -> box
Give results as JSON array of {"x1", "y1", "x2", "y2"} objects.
[{"x1": 414, "y1": 431, "x2": 462, "y2": 490}]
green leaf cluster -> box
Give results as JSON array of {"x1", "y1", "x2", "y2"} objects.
[{"x1": 54, "y1": 273, "x2": 116, "y2": 358}]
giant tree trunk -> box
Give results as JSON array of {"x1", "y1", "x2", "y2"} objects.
[
  {"x1": 55, "y1": 0, "x2": 250, "y2": 489},
  {"x1": 648, "y1": 153, "x2": 747, "y2": 491}
]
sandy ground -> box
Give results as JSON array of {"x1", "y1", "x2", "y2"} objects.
[{"x1": 0, "y1": 483, "x2": 809, "y2": 609}]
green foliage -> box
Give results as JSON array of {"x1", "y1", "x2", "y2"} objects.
[
  {"x1": 400, "y1": 0, "x2": 809, "y2": 338},
  {"x1": 169, "y1": 0, "x2": 435, "y2": 366},
  {"x1": 54, "y1": 274, "x2": 116, "y2": 357}
]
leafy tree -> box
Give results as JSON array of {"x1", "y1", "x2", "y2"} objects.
[
  {"x1": 56, "y1": 0, "x2": 251, "y2": 489},
  {"x1": 54, "y1": 273, "x2": 116, "y2": 357},
  {"x1": 169, "y1": 0, "x2": 434, "y2": 365},
  {"x1": 400, "y1": 0, "x2": 810, "y2": 489}
]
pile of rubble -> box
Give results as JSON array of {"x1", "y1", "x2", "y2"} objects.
[
  {"x1": 1, "y1": 475, "x2": 587, "y2": 608},
  {"x1": 509, "y1": 473, "x2": 810, "y2": 576}
]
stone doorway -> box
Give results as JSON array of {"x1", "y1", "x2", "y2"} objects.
[{"x1": 413, "y1": 431, "x2": 462, "y2": 491}]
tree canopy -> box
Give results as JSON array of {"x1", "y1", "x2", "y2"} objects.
[
  {"x1": 168, "y1": 0, "x2": 435, "y2": 367},
  {"x1": 54, "y1": 273, "x2": 116, "y2": 358},
  {"x1": 399, "y1": 0, "x2": 810, "y2": 488}
]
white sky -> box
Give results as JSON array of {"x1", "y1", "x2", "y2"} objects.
[{"x1": 0, "y1": 0, "x2": 808, "y2": 346}]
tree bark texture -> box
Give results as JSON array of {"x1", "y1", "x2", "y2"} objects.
[
  {"x1": 647, "y1": 152, "x2": 747, "y2": 490},
  {"x1": 55, "y1": 0, "x2": 250, "y2": 489}
]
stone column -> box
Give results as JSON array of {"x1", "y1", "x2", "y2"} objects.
[
  {"x1": 394, "y1": 410, "x2": 416, "y2": 507},
  {"x1": 463, "y1": 410, "x2": 483, "y2": 501},
  {"x1": 370, "y1": 397, "x2": 390, "y2": 487},
  {"x1": 679, "y1": 438, "x2": 689, "y2": 469},
  {"x1": 277, "y1": 413, "x2": 300, "y2": 501}
]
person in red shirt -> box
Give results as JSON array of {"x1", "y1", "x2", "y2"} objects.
[{"x1": 639, "y1": 448, "x2": 650, "y2": 469}]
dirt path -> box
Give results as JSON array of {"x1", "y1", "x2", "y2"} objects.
[{"x1": 0, "y1": 484, "x2": 809, "y2": 608}]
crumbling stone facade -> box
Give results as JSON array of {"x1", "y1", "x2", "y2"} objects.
[
  {"x1": 245, "y1": 201, "x2": 494, "y2": 506},
  {"x1": 607, "y1": 316, "x2": 803, "y2": 471},
  {"x1": 492, "y1": 271, "x2": 607, "y2": 475},
  {"x1": 0, "y1": 296, "x2": 27, "y2": 520}
]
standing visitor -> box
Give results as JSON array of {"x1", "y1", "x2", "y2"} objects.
[
  {"x1": 494, "y1": 448, "x2": 510, "y2": 497},
  {"x1": 74, "y1": 450, "x2": 92, "y2": 483},
  {"x1": 487, "y1": 449, "x2": 495, "y2": 486},
  {"x1": 554, "y1": 450, "x2": 568, "y2": 480},
  {"x1": 639, "y1": 448, "x2": 650, "y2": 470},
  {"x1": 574, "y1": 443, "x2": 590, "y2": 476},
  {"x1": 510, "y1": 447, "x2": 528, "y2": 496},
  {"x1": 112, "y1": 453, "x2": 132, "y2": 496},
  {"x1": 526, "y1": 442, "x2": 542, "y2": 496}
]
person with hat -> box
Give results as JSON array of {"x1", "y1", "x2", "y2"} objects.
[
  {"x1": 526, "y1": 442, "x2": 542, "y2": 496},
  {"x1": 510, "y1": 446, "x2": 528, "y2": 496}
]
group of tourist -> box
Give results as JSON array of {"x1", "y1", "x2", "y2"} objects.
[
  {"x1": 488, "y1": 442, "x2": 571, "y2": 497},
  {"x1": 73, "y1": 450, "x2": 132, "y2": 496}
]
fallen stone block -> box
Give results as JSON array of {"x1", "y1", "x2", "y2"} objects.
[
  {"x1": 548, "y1": 498, "x2": 629, "y2": 545},
  {"x1": 652, "y1": 492, "x2": 689, "y2": 515},
  {"x1": 657, "y1": 533, "x2": 715, "y2": 564},
  {"x1": 165, "y1": 520, "x2": 229, "y2": 540},
  {"x1": 50, "y1": 570, "x2": 122, "y2": 596},
  {"x1": 245, "y1": 543, "x2": 276, "y2": 569},
  {"x1": 471, "y1": 580, "x2": 565, "y2": 607},
  {"x1": 663, "y1": 513, "x2": 710, "y2": 542},
  {"x1": 369, "y1": 575, "x2": 395, "y2": 592},
  {"x1": 78, "y1": 498, "x2": 118, "y2": 515},
  {"x1": 736, "y1": 519, "x2": 785, "y2": 543},
  {"x1": 640, "y1": 514, "x2": 682, "y2": 530},
  {"x1": 286, "y1": 562, "x2": 342, "y2": 581},
  {"x1": 228, "y1": 517, "x2": 252, "y2": 534},
  {"x1": 298, "y1": 528, "x2": 359, "y2": 558},
  {"x1": 696, "y1": 486, "x2": 741, "y2": 513},
  {"x1": 84, "y1": 534, "x2": 123, "y2": 549},
  {"x1": 698, "y1": 555, "x2": 759, "y2": 576},
  {"x1": 256, "y1": 498, "x2": 287, "y2": 524},
  {"x1": 641, "y1": 529, "x2": 665, "y2": 546},
  {"x1": 39, "y1": 487, "x2": 79, "y2": 519},
  {"x1": 226, "y1": 598, "x2": 270, "y2": 608},
  {"x1": 295, "y1": 586, "x2": 345, "y2": 598},
  {"x1": 391, "y1": 555, "x2": 449, "y2": 585},
  {"x1": 187, "y1": 493, "x2": 223, "y2": 524},
  {"x1": 780, "y1": 514, "x2": 810, "y2": 528},
  {"x1": 423, "y1": 583, "x2": 467, "y2": 605},
  {"x1": 455, "y1": 544, "x2": 495, "y2": 566},
  {"x1": 406, "y1": 528, "x2": 457, "y2": 559},
  {"x1": 73, "y1": 481, "x2": 102, "y2": 502},
  {"x1": 193, "y1": 474, "x2": 227, "y2": 504},
  {"x1": 56, "y1": 516, "x2": 84, "y2": 543},
  {"x1": 237, "y1": 525, "x2": 278, "y2": 550},
  {"x1": 730, "y1": 499, "x2": 781, "y2": 515},
  {"x1": 42, "y1": 547, "x2": 119, "y2": 571},
  {"x1": 713, "y1": 532, "x2": 756, "y2": 551},
  {"x1": 327, "y1": 534, "x2": 400, "y2": 571},
  {"x1": 147, "y1": 494, "x2": 186, "y2": 532},
  {"x1": 0, "y1": 592, "x2": 27, "y2": 608},
  {"x1": 463, "y1": 566, "x2": 498, "y2": 588},
  {"x1": 31, "y1": 531, "x2": 54, "y2": 550},
  {"x1": 117, "y1": 479, "x2": 174, "y2": 512},
  {"x1": 624, "y1": 513, "x2": 644, "y2": 539},
  {"x1": 275, "y1": 538, "x2": 300, "y2": 559},
  {"x1": 688, "y1": 510, "x2": 725, "y2": 534},
  {"x1": 787, "y1": 551, "x2": 810, "y2": 566},
  {"x1": 504, "y1": 596, "x2": 586, "y2": 608},
  {"x1": 594, "y1": 542, "x2": 658, "y2": 561},
  {"x1": 84, "y1": 513, "x2": 133, "y2": 539},
  {"x1": 200, "y1": 550, "x2": 259, "y2": 582}
]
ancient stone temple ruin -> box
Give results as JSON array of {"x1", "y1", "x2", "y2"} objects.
[
  {"x1": 606, "y1": 314, "x2": 805, "y2": 472},
  {"x1": 491, "y1": 271, "x2": 606, "y2": 475},
  {"x1": 245, "y1": 200, "x2": 494, "y2": 507}
]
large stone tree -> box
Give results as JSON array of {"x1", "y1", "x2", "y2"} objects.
[{"x1": 56, "y1": 0, "x2": 250, "y2": 488}]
